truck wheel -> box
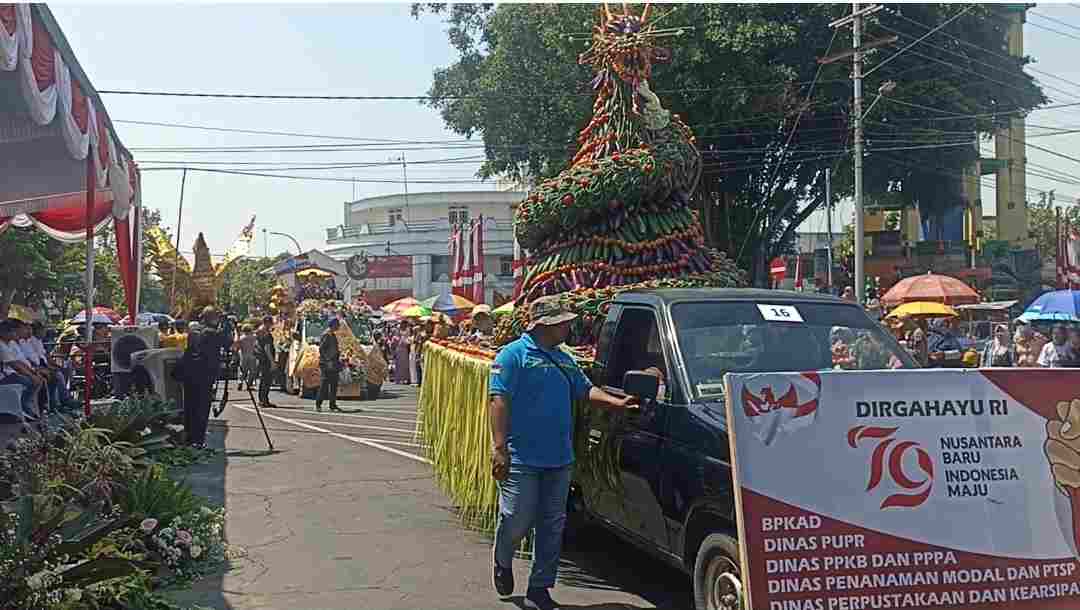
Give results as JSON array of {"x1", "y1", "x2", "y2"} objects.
[{"x1": 693, "y1": 533, "x2": 744, "y2": 610}]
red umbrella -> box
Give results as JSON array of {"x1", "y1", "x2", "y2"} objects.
[{"x1": 880, "y1": 272, "x2": 979, "y2": 307}]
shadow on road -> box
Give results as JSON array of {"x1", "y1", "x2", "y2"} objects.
[{"x1": 558, "y1": 525, "x2": 693, "y2": 610}]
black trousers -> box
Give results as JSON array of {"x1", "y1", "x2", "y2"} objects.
[
  {"x1": 183, "y1": 382, "x2": 213, "y2": 445},
  {"x1": 317, "y1": 366, "x2": 339, "y2": 407},
  {"x1": 258, "y1": 361, "x2": 273, "y2": 405}
]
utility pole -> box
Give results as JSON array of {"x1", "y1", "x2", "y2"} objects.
[
  {"x1": 399, "y1": 153, "x2": 410, "y2": 224},
  {"x1": 852, "y1": 1, "x2": 865, "y2": 305},
  {"x1": 828, "y1": 2, "x2": 884, "y2": 305},
  {"x1": 826, "y1": 168, "x2": 834, "y2": 292},
  {"x1": 170, "y1": 168, "x2": 187, "y2": 311}
]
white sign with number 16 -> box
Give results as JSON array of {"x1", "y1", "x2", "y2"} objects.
[{"x1": 756, "y1": 304, "x2": 804, "y2": 323}]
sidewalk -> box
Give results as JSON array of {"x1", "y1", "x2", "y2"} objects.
[{"x1": 168, "y1": 388, "x2": 690, "y2": 610}]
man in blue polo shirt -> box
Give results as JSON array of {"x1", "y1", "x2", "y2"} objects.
[{"x1": 489, "y1": 295, "x2": 635, "y2": 610}]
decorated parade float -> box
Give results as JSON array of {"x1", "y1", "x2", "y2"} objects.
[
  {"x1": 418, "y1": 4, "x2": 746, "y2": 531},
  {"x1": 279, "y1": 295, "x2": 385, "y2": 400}
]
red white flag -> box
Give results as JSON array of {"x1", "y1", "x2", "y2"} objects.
[
  {"x1": 449, "y1": 225, "x2": 460, "y2": 296},
  {"x1": 472, "y1": 216, "x2": 485, "y2": 304},
  {"x1": 1067, "y1": 221, "x2": 1080, "y2": 289},
  {"x1": 512, "y1": 228, "x2": 525, "y2": 299}
]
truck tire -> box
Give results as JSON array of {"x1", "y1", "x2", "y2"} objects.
[{"x1": 693, "y1": 533, "x2": 744, "y2": 610}]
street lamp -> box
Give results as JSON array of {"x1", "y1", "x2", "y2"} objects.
[{"x1": 266, "y1": 230, "x2": 303, "y2": 255}]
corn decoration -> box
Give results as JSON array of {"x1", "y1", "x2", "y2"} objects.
[{"x1": 417, "y1": 342, "x2": 501, "y2": 532}]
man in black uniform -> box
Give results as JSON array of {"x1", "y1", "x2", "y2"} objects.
[
  {"x1": 316, "y1": 318, "x2": 343, "y2": 412},
  {"x1": 256, "y1": 315, "x2": 277, "y2": 408},
  {"x1": 173, "y1": 307, "x2": 230, "y2": 448}
]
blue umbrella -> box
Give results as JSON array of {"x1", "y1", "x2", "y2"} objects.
[{"x1": 1018, "y1": 290, "x2": 1080, "y2": 323}]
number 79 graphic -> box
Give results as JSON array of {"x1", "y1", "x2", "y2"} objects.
[{"x1": 848, "y1": 425, "x2": 935, "y2": 509}]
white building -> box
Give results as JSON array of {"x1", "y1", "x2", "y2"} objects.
[{"x1": 323, "y1": 190, "x2": 525, "y2": 306}]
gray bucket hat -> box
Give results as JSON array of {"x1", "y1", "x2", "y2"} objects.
[{"x1": 526, "y1": 295, "x2": 577, "y2": 331}]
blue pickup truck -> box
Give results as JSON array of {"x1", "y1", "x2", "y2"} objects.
[{"x1": 570, "y1": 288, "x2": 916, "y2": 610}]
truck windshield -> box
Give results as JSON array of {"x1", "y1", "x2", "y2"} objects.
[{"x1": 670, "y1": 301, "x2": 915, "y2": 399}]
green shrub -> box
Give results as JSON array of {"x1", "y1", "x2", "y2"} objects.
[{"x1": 118, "y1": 467, "x2": 203, "y2": 525}]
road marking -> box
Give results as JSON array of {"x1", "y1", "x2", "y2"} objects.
[
  {"x1": 280, "y1": 417, "x2": 417, "y2": 435},
  {"x1": 234, "y1": 406, "x2": 431, "y2": 464},
  {"x1": 293, "y1": 412, "x2": 419, "y2": 425},
  {"x1": 355, "y1": 437, "x2": 429, "y2": 449}
]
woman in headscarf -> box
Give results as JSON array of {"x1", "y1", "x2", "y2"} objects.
[{"x1": 980, "y1": 324, "x2": 1014, "y2": 367}]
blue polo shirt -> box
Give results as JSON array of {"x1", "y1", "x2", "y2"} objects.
[{"x1": 489, "y1": 333, "x2": 593, "y2": 468}]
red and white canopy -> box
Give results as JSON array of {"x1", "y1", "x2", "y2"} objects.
[{"x1": 1, "y1": 3, "x2": 140, "y2": 316}]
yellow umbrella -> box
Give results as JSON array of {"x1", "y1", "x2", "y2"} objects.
[
  {"x1": 296, "y1": 268, "x2": 333, "y2": 278},
  {"x1": 7, "y1": 304, "x2": 36, "y2": 322},
  {"x1": 492, "y1": 302, "x2": 514, "y2": 316},
  {"x1": 886, "y1": 301, "x2": 959, "y2": 319}
]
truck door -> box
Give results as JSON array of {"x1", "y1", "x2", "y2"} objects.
[{"x1": 600, "y1": 306, "x2": 672, "y2": 549}]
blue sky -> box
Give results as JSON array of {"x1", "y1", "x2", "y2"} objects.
[
  {"x1": 49, "y1": 3, "x2": 1080, "y2": 256},
  {"x1": 51, "y1": 3, "x2": 489, "y2": 259}
]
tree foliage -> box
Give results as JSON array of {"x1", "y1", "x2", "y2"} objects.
[
  {"x1": 414, "y1": 3, "x2": 1045, "y2": 284},
  {"x1": 0, "y1": 207, "x2": 169, "y2": 320}
]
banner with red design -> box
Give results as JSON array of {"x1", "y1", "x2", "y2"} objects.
[{"x1": 724, "y1": 369, "x2": 1080, "y2": 610}]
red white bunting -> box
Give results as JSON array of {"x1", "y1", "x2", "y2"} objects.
[{"x1": 0, "y1": 3, "x2": 137, "y2": 239}]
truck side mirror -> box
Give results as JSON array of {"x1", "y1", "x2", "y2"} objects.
[{"x1": 623, "y1": 370, "x2": 659, "y2": 402}]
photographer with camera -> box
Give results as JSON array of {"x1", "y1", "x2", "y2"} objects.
[{"x1": 172, "y1": 306, "x2": 230, "y2": 449}]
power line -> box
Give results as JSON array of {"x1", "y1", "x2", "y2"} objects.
[
  {"x1": 887, "y1": 8, "x2": 1080, "y2": 97},
  {"x1": 1027, "y1": 15, "x2": 1080, "y2": 44},
  {"x1": 99, "y1": 79, "x2": 855, "y2": 102},
  {"x1": 115, "y1": 119, "x2": 470, "y2": 144},
  {"x1": 866, "y1": 5, "x2": 975, "y2": 77},
  {"x1": 873, "y1": 21, "x2": 1080, "y2": 102}
]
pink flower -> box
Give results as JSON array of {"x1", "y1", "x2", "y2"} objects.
[
  {"x1": 176, "y1": 530, "x2": 193, "y2": 546},
  {"x1": 139, "y1": 518, "x2": 158, "y2": 534}
]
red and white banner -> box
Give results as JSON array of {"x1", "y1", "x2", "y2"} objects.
[
  {"x1": 472, "y1": 215, "x2": 485, "y2": 304},
  {"x1": 512, "y1": 229, "x2": 525, "y2": 299},
  {"x1": 460, "y1": 219, "x2": 474, "y2": 298},
  {"x1": 725, "y1": 368, "x2": 1080, "y2": 610}
]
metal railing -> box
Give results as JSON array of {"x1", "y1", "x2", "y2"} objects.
[{"x1": 327, "y1": 218, "x2": 515, "y2": 241}]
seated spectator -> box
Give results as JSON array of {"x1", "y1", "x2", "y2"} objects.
[
  {"x1": 161, "y1": 320, "x2": 189, "y2": 351},
  {"x1": 0, "y1": 320, "x2": 44, "y2": 419}
]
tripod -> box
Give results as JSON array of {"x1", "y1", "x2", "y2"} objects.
[{"x1": 213, "y1": 354, "x2": 273, "y2": 451}]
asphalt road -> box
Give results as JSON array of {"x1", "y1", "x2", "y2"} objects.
[{"x1": 170, "y1": 383, "x2": 693, "y2": 610}]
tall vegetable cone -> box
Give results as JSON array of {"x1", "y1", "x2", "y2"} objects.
[
  {"x1": 515, "y1": 5, "x2": 742, "y2": 306},
  {"x1": 503, "y1": 5, "x2": 744, "y2": 344}
]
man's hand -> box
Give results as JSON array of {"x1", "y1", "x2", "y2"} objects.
[
  {"x1": 614, "y1": 394, "x2": 639, "y2": 410},
  {"x1": 1045, "y1": 399, "x2": 1080, "y2": 490},
  {"x1": 491, "y1": 445, "x2": 510, "y2": 482}
]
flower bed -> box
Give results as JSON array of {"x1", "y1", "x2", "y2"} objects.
[{"x1": 0, "y1": 397, "x2": 229, "y2": 610}]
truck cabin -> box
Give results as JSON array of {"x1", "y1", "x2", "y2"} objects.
[{"x1": 605, "y1": 289, "x2": 916, "y2": 402}]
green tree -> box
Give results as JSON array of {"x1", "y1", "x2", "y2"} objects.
[
  {"x1": 217, "y1": 256, "x2": 281, "y2": 319},
  {"x1": 414, "y1": 3, "x2": 1044, "y2": 285},
  {"x1": 1028, "y1": 198, "x2": 1080, "y2": 264}
]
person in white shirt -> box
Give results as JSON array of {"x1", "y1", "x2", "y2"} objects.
[
  {"x1": 1038, "y1": 324, "x2": 1073, "y2": 367},
  {"x1": 12, "y1": 319, "x2": 63, "y2": 412},
  {"x1": 0, "y1": 320, "x2": 44, "y2": 419}
]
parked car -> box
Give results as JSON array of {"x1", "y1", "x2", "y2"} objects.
[{"x1": 571, "y1": 288, "x2": 916, "y2": 609}]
